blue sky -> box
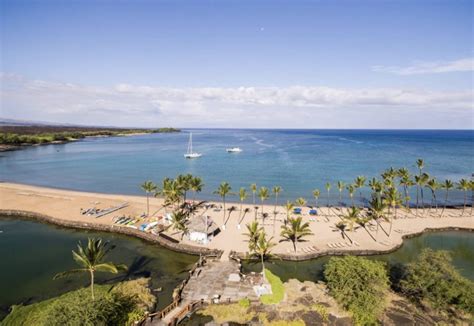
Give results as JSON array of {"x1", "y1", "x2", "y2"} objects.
[{"x1": 1, "y1": 0, "x2": 473, "y2": 128}]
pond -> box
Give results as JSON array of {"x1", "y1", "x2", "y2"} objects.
[
  {"x1": 0, "y1": 216, "x2": 198, "y2": 320},
  {"x1": 242, "y1": 231, "x2": 474, "y2": 282}
]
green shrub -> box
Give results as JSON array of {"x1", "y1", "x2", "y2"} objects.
[
  {"x1": 324, "y1": 256, "x2": 389, "y2": 325},
  {"x1": 238, "y1": 297, "x2": 251, "y2": 308},
  {"x1": 1, "y1": 278, "x2": 155, "y2": 326},
  {"x1": 260, "y1": 269, "x2": 285, "y2": 305},
  {"x1": 400, "y1": 249, "x2": 474, "y2": 316}
]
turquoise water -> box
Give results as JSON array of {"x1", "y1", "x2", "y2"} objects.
[
  {"x1": 0, "y1": 129, "x2": 472, "y2": 205},
  {"x1": 0, "y1": 216, "x2": 197, "y2": 320},
  {"x1": 243, "y1": 231, "x2": 474, "y2": 282}
]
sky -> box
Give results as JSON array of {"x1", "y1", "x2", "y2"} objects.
[{"x1": 0, "y1": 0, "x2": 473, "y2": 129}]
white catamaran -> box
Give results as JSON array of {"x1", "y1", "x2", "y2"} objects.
[{"x1": 184, "y1": 133, "x2": 202, "y2": 159}]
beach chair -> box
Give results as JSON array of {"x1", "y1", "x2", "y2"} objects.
[{"x1": 293, "y1": 208, "x2": 302, "y2": 214}]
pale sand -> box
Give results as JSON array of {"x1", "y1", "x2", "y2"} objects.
[{"x1": 0, "y1": 182, "x2": 472, "y2": 258}]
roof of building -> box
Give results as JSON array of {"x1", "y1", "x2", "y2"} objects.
[{"x1": 187, "y1": 215, "x2": 220, "y2": 234}]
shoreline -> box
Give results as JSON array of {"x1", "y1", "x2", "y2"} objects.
[
  {"x1": 0, "y1": 128, "x2": 180, "y2": 152},
  {"x1": 0, "y1": 182, "x2": 472, "y2": 261}
]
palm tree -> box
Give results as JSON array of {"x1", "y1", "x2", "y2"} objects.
[
  {"x1": 295, "y1": 197, "x2": 306, "y2": 209},
  {"x1": 249, "y1": 230, "x2": 276, "y2": 279},
  {"x1": 367, "y1": 193, "x2": 388, "y2": 237},
  {"x1": 325, "y1": 182, "x2": 331, "y2": 207},
  {"x1": 383, "y1": 187, "x2": 402, "y2": 235},
  {"x1": 369, "y1": 177, "x2": 384, "y2": 201},
  {"x1": 244, "y1": 221, "x2": 262, "y2": 252},
  {"x1": 398, "y1": 169, "x2": 414, "y2": 209},
  {"x1": 190, "y1": 176, "x2": 204, "y2": 201},
  {"x1": 141, "y1": 180, "x2": 157, "y2": 216},
  {"x1": 414, "y1": 172, "x2": 429, "y2": 215},
  {"x1": 346, "y1": 184, "x2": 355, "y2": 207},
  {"x1": 354, "y1": 176, "x2": 366, "y2": 202},
  {"x1": 336, "y1": 181, "x2": 345, "y2": 205},
  {"x1": 440, "y1": 179, "x2": 454, "y2": 217},
  {"x1": 272, "y1": 186, "x2": 282, "y2": 234},
  {"x1": 272, "y1": 186, "x2": 282, "y2": 214},
  {"x1": 214, "y1": 182, "x2": 232, "y2": 224},
  {"x1": 258, "y1": 187, "x2": 270, "y2": 221},
  {"x1": 343, "y1": 206, "x2": 360, "y2": 232},
  {"x1": 251, "y1": 183, "x2": 257, "y2": 220},
  {"x1": 238, "y1": 187, "x2": 248, "y2": 227},
  {"x1": 280, "y1": 216, "x2": 313, "y2": 252},
  {"x1": 159, "y1": 178, "x2": 183, "y2": 210},
  {"x1": 457, "y1": 179, "x2": 470, "y2": 215},
  {"x1": 53, "y1": 238, "x2": 127, "y2": 300},
  {"x1": 416, "y1": 158, "x2": 425, "y2": 175},
  {"x1": 284, "y1": 201, "x2": 294, "y2": 225},
  {"x1": 251, "y1": 183, "x2": 257, "y2": 205},
  {"x1": 427, "y1": 178, "x2": 440, "y2": 212},
  {"x1": 312, "y1": 189, "x2": 320, "y2": 208},
  {"x1": 169, "y1": 210, "x2": 189, "y2": 240},
  {"x1": 176, "y1": 174, "x2": 193, "y2": 202}
]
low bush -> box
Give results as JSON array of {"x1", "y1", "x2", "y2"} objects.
[
  {"x1": 1, "y1": 278, "x2": 155, "y2": 326},
  {"x1": 400, "y1": 248, "x2": 474, "y2": 316},
  {"x1": 324, "y1": 256, "x2": 389, "y2": 325}
]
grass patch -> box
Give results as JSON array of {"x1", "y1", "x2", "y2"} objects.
[
  {"x1": 258, "y1": 312, "x2": 305, "y2": 326},
  {"x1": 260, "y1": 269, "x2": 285, "y2": 305},
  {"x1": 238, "y1": 297, "x2": 251, "y2": 308},
  {"x1": 198, "y1": 303, "x2": 254, "y2": 324},
  {"x1": 1, "y1": 278, "x2": 155, "y2": 326}
]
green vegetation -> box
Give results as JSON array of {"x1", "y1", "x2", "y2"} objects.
[
  {"x1": 280, "y1": 216, "x2": 313, "y2": 252},
  {"x1": 238, "y1": 297, "x2": 251, "y2": 308},
  {"x1": 53, "y1": 238, "x2": 127, "y2": 300},
  {"x1": 260, "y1": 269, "x2": 285, "y2": 305},
  {"x1": 1, "y1": 278, "x2": 156, "y2": 326},
  {"x1": 0, "y1": 126, "x2": 179, "y2": 146},
  {"x1": 198, "y1": 303, "x2": 254, "y2": 324},
  {"x1": 140, "y1": 180, "x2": 157, "y2": 216},
  {"x1": 400, "y1": 248, "x2": 474, "y2": 316},
  {"x1": 324, "y1": 256, "x2": 389, "y2": 325}
]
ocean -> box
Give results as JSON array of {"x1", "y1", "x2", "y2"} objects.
[{"x1": 0, "y1": 129, "x2": 472, "y2": 205}]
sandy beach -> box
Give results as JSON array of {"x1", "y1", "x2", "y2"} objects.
[{"x1": 0, "y1": 182, "x2": 472, "y2": 260}]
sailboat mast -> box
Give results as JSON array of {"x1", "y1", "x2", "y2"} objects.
[{"x1": 190, "y1": 133, "x2": 193, "y2": 153}]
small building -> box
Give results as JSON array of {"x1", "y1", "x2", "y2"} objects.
[{"x1": 187, "y1": 215, "x2": 220, "y2": 244}]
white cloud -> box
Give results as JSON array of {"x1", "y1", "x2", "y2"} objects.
[
  {"x1": 372, "y1": 57, "x2": 474, "y2": 75},
  {"x1": 0, "y1": 73, "x2": 472, "y2": 129}
]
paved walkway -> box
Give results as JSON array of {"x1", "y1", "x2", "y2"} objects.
[{"x1": 181, "y1": 260, "x2": 258, "y2": 303}]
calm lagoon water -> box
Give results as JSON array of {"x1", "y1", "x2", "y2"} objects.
[
  {"x1": 0, "y1": 216, "x2": 197, "y2": 320},
  {"x1": 243, "y1": 230, "x2": 474, "y2": 282},
  {"x1": 0, "y1": 129, "x2": 472, "y2": 205}
]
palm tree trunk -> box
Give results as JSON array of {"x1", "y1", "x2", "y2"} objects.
[
  {"x1": 416, "y1": 185, "x2": 419, "y2": 215},
  {"x1": 223, "y1": 197, "x2": 226, "y2": 224},
  {"x1": 441, "y1": 190, "x2": 448, "y2": 218},
  {"x1": 239, "y1": 202, "x2": 243, "y2": 225},
  {"x1": 293, "y1": 240, "x2": 296, "y2": 252},
  {"x1": 261, "y1": 254, "x2": 265, "y2": 280},
  {"x1": 146, "y1": 192, "x2": 150, "y2": 216},
  {"x1": 421, "y1": 188, "x2": 425, "y2": 213},
  {"x1": 463, "y1": 192, "x2": 467, "y2": 215},
  {"x1": 90, "y1": 269, "x2": 95, "y2": 300},
  {"x1": 404, "y1": 186, "x2": 409, "y2": 209}
]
